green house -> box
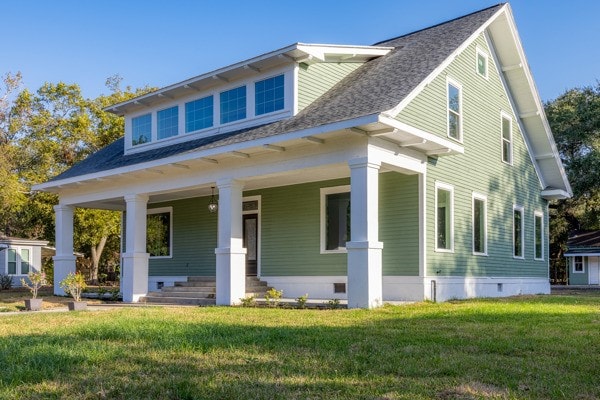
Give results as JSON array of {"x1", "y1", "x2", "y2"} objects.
[{"x1": 34, "y1": 4, "x2": 571, "y2": 307}]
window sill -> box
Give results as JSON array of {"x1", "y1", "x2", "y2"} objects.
[
  {"x1": 473, "y1": 252, "x2": 488, "y2": 256},
  {"x1": 435, "y1": 248, "x2": 454, "y2": 254}
]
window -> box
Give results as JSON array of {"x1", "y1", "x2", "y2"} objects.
[
  {"x1": 472, "y1": 193, "x2": 487, "y2": 255},
  {"x1": 132, "y1": 113, "x2": 151, "y2": 146},
  {"x1": 513, "y1": 206, "x2": 524, "y2": 258},
  {"x1": 255, "y1": 74, "x2": 284, "y2": 116},
  {"x1": 573, "y1": 256, "x2": 584, "y2": 273},
  {"x1": 476, "y1": 48, "x2": 488, "y2": 78},
  {"x1": 147, "y1": 208, "x2": 172, "y2": 258},
  {"x1": 320, "y1": 186, "x2": 351, "y2": 253},
  {"x1": 157, "y1": 106, "x2": 179, "y2": 140},
  {"x1": 447, "y1": 79, "x2": 462, "y2": 141},
  {"x1": 435, "y1": 183, "x2": 454, "y2": 252},
  {"x1": 5, "y1": 247, "x2": 32, "y2": 275},
  {"x1": 185, "y1": 96, "x2": 213, "y2": 133},
  {"x1": 220, "y1": 86, "x2": 246, "y2": 124},
  {"x1": 501, "y1": 113, "x2": 513, "y2": 164},
  {"x1": 534, "y1": 212, "x2": 544, "y2": 260}
]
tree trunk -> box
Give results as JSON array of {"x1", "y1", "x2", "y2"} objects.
[{"x1": 90, "y1": 236, "x2": 108, "y2": 285}]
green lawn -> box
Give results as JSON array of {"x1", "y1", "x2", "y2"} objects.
[{"x1": 0, "y1": 294, "x2": 598, "y2": 399}]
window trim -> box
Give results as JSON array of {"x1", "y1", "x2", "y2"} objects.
[
  {"x1": 131, "y1": 112, "x2": 152, "y2": 146},
  {"x1": 513, "y1": 205, "x2": 525, "y2": 259},
  {"x1": 446, "y1": 77, "x2": 463, "y2": 142},
  {"x1": 4, "y1": 245, "x2": 33, "y2": 276},
  {"x1": 501, "y1": 111, "x2": 513, "y2": 165},
  {"x1": 435, "y1": 181, "x2": 454, "y2": 253},
  {"x1": 254, "y1": 73, "x2": 285, "y2": 116},
  {"x1": 472, "y1": 192, "x2": 488, "y2": 256},
  {"x1": 476, "y1": 47, "x2": 489, "y2": 79},
  {"x1": 157, "y1": 105, "x2": 179, "y2": 140},
  {"x1": 185, "y1": 95, "x2": 214, "y2": 134},
  {"x1": 320, "y1": 185, "x2": 351, "y2": 254},
  {"x1": 147, "y1": 207, "x2": 173, "y2": 259},
  {"x1": 573, "y1": 256, "x2": 585, "y2": 273},
  {"x1": 219, "y1": 85, "x2": 247, "y2": 125},
  {"x1": 534, "y1": 211, "x2": 544, "y2": 261}
]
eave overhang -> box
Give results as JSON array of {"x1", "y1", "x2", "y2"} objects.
[
  {"x1": 105, "y1": 43, "x2": 392, "y2": 116},
  {"x1": 541, "y1": 188, "x2": 571, "y2": 200}
]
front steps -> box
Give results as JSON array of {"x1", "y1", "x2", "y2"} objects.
[{"x1": 140, "y1": 276, "x2": 271, "y2": 306}]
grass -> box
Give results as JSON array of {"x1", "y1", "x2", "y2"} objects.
[
  {"x1": 0, "y1": 288, "x2": 105, "y2": 312},
  {"x1": 0, "y1": 293, "x2": 598, "y2": 399}
]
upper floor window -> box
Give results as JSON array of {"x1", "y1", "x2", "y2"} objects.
[
  {"x1": 185, "y1": 96, "x2": 214, "y2": 133},
  {"x1": 255, "y1": 74, "x2": 284, "y2": 116},
  {"x1": 501, "y1": 113, "x2": 513, "y2": 164},
  {"x1": 220, "y1": 86, "x2": 246, "y2": 124},
  {"x1": 476, "y1": 48, "x2": 488, "y2": 78},
  {"x1": 513, "y1": 205, "x2": 524, "y2": 258},
  {"x1": 157, "y1": 106, "x2": 179, "y2": 140},
  {"x1": 320, "y1": 186, "x2": 351, "y2": 253},
  {"x1": 447, "y1": 79, "x2": 462, "y2": 141},
  {"x1": 573, "y1": 256, "x2": 584, "y2": 273},
  {"x1": 435, "y1": 182, "x2": 454, "y2": 252},
  {"x1": 472, "y1": 193, "x2": 487, "y2": 255},
  {"x1": 132, "y1": 113, "x2": 152, "y2": 146},
  {"x1": 534, "y1": 212, "x2": 544, "y2": 260}
]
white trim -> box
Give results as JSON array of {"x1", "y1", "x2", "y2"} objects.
[
  {"x1": 147, "y1": 206, "x2": 173, "y2": 259},
  {"x1": 434, "y1": 181, "x2": 454, "y2": 253},
  {"x1": 320, "y1": 185, "x2": 351, "y2": 254},
  {"x1": 565, "y1": 252, "x2": 600, "y2": 257},
  {"x1": 472, "y1": 192, "x2": 488, "y2": 256},
  {"x1": 500, "y1": 111, "x2": 513, "y2": 165},
  {"x1": 419, "y1": 172, "x2": 426, "y2": 277},
  {"x1": 533, "y1": 211, "x2": 544, "y2": 261},
  {"x1": 475, "y1": 46, "x2": 489, "y2": 79},
  {"x1": 242, "y1": 195, "x2": 261, "y2": 277},
  {"x1": 446, "y1": 77, "x2": 463, "y2": 143},
  {"x1": 4, "y1": 246, "x2": 34, "y2": 276},
  {"x1": 423, "y1": 276, "x2": 550, "y2": 302},
  {"x1": 513, "y1": 204, "x2": 525, "y2": 259},
  {"x1": 572, "y1": 255, "x2": 585, "y2": 274}
]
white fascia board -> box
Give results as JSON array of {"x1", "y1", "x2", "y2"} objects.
[
  {"x1": 383, "y1": 5, "x2": 507, "y2": 117},
  {"x1": 33, "y1": 113, "x2": 382, "y2": 192},
  {"x1": 541, "y1": 189, "x2": 571, "y2": 200},
  {"x1": 296, "y1": 43, "x2": 392, "y2": 62},
  {"x1": 377, "y1": 114, "x2": 464, "y2": 154},
  {"x1": 564, "y1": 253, "x2": 600, "y2": 257}
]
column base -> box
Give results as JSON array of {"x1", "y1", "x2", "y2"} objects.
[
  {"x1": 53, "y1": 255, "x2": 77, "y2": 296},
  {"x1": 122, "y1": 252, "x2": 149, "y2": 303},
  {"x1": 347, "y1": 241, "x2": 383, "y2": 309},
  {"x1": 215, "y1": 247, "x2": 247, "y2": 306}
]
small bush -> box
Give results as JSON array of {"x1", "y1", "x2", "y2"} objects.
[
  {"x1": 264, "y1": 288, "x2": 283, "y2": 308},
  {"x1": 240, "y1": 295, "x2": 256, "y2": 307},
  {"x1": 296, "y1": 294, "x2": 308, "y2": 309},
  {"x1": 0, "y1": 274, "x2": 12, "y2": 290},
  {"x1": 327, "y1": 298, "x2": 341, "y2": 309}
]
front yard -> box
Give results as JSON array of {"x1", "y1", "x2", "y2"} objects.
[{"x1": 0, "y1": 293, "x2": 598, "y2": 399}]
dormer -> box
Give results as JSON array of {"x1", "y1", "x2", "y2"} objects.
[{"x1": 106, "y1": 43, "x2": 392, "y2": 154}]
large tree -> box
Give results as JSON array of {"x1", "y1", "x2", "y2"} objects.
[{"x1": 545, "y1": 83, "x2": 600, "y2": 282}]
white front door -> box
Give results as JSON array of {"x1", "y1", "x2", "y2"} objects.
[{"x1": 589, "y1": 257, "x2": 600, "y2": 285}]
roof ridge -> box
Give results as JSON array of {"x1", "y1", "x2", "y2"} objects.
[{"x1": 372, "y1": 3, "x2": 506, "y2": 46}]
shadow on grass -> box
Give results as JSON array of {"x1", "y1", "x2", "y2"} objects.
[{"x1": 0, "y1": 297, "x2": 599, "y2": 399}]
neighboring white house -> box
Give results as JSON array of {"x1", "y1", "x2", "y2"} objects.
[
  {"x1": 0, "y1": 236, "x2": 48, "y2": 286},
  {"x1": 34, "y1": 4, "x2": 570, "y2": 308}
]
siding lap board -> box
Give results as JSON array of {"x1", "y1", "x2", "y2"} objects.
[{"x1": 297, "y1": 63, "x2": 362, "y2": 113}]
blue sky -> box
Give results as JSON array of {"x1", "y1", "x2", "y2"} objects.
[{"x1": 4, "y1": 1, "x2": 598, "y2": 102}]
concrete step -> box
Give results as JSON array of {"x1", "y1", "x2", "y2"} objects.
[
  {"x1": 146, "y1": 291, "x2": 215, "y2": 299},
  {"x1": 174, "y1": 281, "x2": 216, "y2": 288},
  {"x1": 162, "y1": 286, "x2": 215, "y2": 294},
  {"x1": 142, "y1": 296, "x2": 216, "y2": 306}
]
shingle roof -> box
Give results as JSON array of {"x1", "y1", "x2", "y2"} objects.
[
  {"x1": 567, "y1": 231, "x2": 600, "y2": 250},
  {"x1": 49, "y1": 4, "x2": 503, "y2": 183}
]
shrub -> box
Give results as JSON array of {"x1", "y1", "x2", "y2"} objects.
[
  {"x1": 327, "y1": 298, "x2": 341, "y2": 309},
  {"x1": 59, "y1": 272, "x2": 87, "y2": 302},
  {"x1": 264, "y1": 288, "x2": 283, "y2": 308},
  {"x1": 296, "y1": 294, "x2": 308, "y2": 309},
  {"x1": 0, "y1": 274, "x2": 12, "y2": 290},
  {"x1": 239, "y1": 295, "x2": 256, "y2": 307},
  {"x1": 20, "y1": 271, "x2": 47, "y2": 299}
]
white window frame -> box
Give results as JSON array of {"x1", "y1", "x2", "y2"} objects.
[
  {"x1": 472, "y1": 192, "x2": 488, "y2": 256},
  {"x1": 513, "y1": 205, "x2": 525, "y2": 259},
  {"x1": 475, "y1": 47, "x2": 489, "y2": 79},
  {"x1": 147, "y1": 206, "x2": 173, "y2": 259},
  {"x1": 501, "y1": 111, "x2": 513, "y2": 165},
  {"x1": 4, "y1": 246, "x2": 33, "y2": 276},
  {"x1": 435, "y1": 182, "x2": 454, "y2": 253},
  {"x1": 446, "y1": 77, "x2": 463, "y2": 142},
  {"x1": 320, "y1": 185, "x2": 351, "y2": 254},
  {"x1": 534, "y1": 211, "x2": 544, "y2": 261},
  {"x1": 573, "y1": 256, "x2": 584, "y2": 273}
]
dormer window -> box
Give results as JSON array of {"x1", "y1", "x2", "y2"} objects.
[
  {"x1": 255, "y1": 74, "x2": 284, "y2": 116},
  {"x1": 132, "y1": 113, "x2": 152, "y2": 146},
  {"x1": 157, "y1": 106, "x2": 179, "y2": 140},
  {"x1": 185, "y1": 95, "x2": 214, "y2": 133},
  {"x1": 220, "y1": 86, "x2": 247, "y2": 124}
]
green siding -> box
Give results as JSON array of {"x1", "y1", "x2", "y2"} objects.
[
  {"x1": 397, "y1": 33, "x2": 548, "y2": 278},
  {"x1": 568, "y1": 257, "x2": 589, "y2": 285},
  {"x1": 297, "y1": 63, "x2": 362, "y2": 112},
  {"x1": 148, "y1": 197, "x2": 217, "y2": 276}
]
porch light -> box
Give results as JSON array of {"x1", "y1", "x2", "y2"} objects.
[{"x1": 208, "y1": 186, "x2": 218, "y2": 213}]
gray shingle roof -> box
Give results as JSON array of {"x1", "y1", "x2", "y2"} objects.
[
  {"x1": 49, "y1": 4, "x2": 503, "y2": 182},
  {"x1": 567, "y1": 231, "x2": 600, "y2": 251}
]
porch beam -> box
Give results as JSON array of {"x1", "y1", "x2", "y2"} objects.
[
  {"x1": 122, "y1": 194, "x2": 149, "y2": 302},
  {"x1": 53, "y1": 204, "x2": 76, "y2": 296}
]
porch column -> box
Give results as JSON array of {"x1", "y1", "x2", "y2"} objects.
[
  {"x1": 53, "y1": 204, "x2": 76, "y2": 296},
  {"x1": 215, "y1": 179, "x2": 246, "y2": 305},
  {"x1": 347, "y1": 158, "x2": 383, "y2": 308},
  {"x1": 122, "y1": 194, "x2": 149, "y2": 303}
]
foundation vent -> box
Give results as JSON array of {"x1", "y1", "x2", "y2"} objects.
[{"x1": 333, "y1": 283, "x2": 346, "y2": 293}]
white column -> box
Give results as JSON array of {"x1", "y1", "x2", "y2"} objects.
[
  {"x1": 122, "y1": 194, "x2": 149, "y2": 303},
  {"x1": 347, "y1": 158, "x2": 383, "y2": 308},
  {"x1": 53, "y1": 204, "x2": 76, "y2": 296},
  {"x1": 215, "y1": 179, "x2": 246, "y2": 305}
]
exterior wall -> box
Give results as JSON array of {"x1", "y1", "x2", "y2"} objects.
[
  {"x1": 297, "y1": 62, "x2": 362, "y2": 112},
  {"x1": 1, "y1": 243, "x2": 44, "y2": 287},
  {"x1": 568, "y1": 256, "x2": 589, "y2": 285},
  {"x1": 397, "y1": 33, "x2": 548, "y2": 281}
]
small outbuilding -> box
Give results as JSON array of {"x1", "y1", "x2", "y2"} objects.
[
  {"x1": 565, "y1": 231, "x2": 600, "y2": 285},
  {"x1": 0, "y1": 236, "x2": 49, "y2": 286}
]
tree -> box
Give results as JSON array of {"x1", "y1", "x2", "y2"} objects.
[{"x1": 545, "y1": 83, "x2": 600, "y2": 283}]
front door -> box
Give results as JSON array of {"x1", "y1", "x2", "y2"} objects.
[
  {"x1": 243, "y1": 213, "x2": 258, "y2": 276},
  {"x1": 589, "y1": 257, "x2": 600, "y2": 285}
]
